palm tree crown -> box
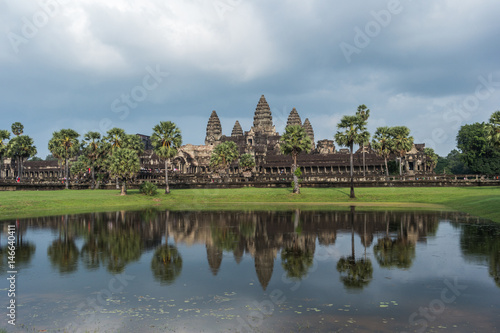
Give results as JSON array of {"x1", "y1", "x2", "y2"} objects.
[{"x1": 151, "y1": 121, "x2": 182, "y2": 194}]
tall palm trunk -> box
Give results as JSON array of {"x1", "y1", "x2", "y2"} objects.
[
  {"x1": 349, "y1": 142, "x2": 355, "y2": 198},
  {"x1": 18, "y1": 157, "x2": 21, "y2": 179},
  {"x1": 91, "y1": 166, "x2": 95, "y2": 189},
  {"x1": 362, "y1": 144, "x2": 366, "y2": 177},
  {"x1": 121, "y1": 180, "x2": 127, "y2": 195},
  {"x1": 165, "y1": 159, "x2": 170, "y2": 194},
  {"x1": 384, "y1": 157, "x2": 389, "y2": 177},
  {"x1": 65, "y1": 157, "x2": 69, "y2": 189},
  {"x1": 292, "y1": 153, "x2": 299, "y2": 194}
]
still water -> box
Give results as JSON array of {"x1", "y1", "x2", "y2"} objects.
[{"x1": 1, "y1": 209, "x2": 499, "y2": 332}]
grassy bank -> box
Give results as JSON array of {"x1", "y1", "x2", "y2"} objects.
[{"x1": 0, "y1": 186, "x2": 499, "y2": 222}]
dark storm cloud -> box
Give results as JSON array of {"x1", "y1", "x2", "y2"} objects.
[{"x1": 1, "y1": 0, "x2": 499, "y2": 158}]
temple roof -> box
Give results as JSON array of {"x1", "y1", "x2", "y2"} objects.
[
  {"x1": 205, "y1": 110, "x2": 222, "y2": 145},
  {"x1": 286, "y1": 108, "x2": 302, "y2": 127},
  {"x1": 303, "y1": 118, "x2": 315, "y2": 148},
  {"x1": 252, "y1": 95, "x2": 276, "y2": 135},
  {"x1": 231, "y1": 120, "x2": 243, "y2": 137}
]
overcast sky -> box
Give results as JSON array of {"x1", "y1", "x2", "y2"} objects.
[{"x1": 2, "y1": 0, "x2": 500, "y2": 158}]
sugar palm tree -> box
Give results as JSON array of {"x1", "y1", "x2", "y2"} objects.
[
  {"x1": 6, "y1": 135, "x2": 37, "y2": 179},
  {"x1": 151, "y1": 121, "x2": 182, "y2": 194},
  {"x1": 0, "y1": 130, "x2": 10, "y2": 180},
  {"x1": 104, "y1": 128, "x2": 127, "y2": 189},
  {"x1": 108, "y1": 148, "x2": 141, "y2": 195},
  {"x1": 423, "y1": 147, "x2": 438, "y2": 173},
  {"x1": 486, "y1": 111, "x2": 500, "y2": 150},
  {"x1": 355, "y1": 105, "x2": 370, "y2": 176},
  {"x1": 280, "y1": 125, "x2": 312, "y2": 194},
  {"x1": 334, "y1": 110, "x2": 369, "y2": 198},
  {"x1": 372, "y1": 126, "x2": 393, "y2": 176},
  {"x1": 239, "y1": 153, "x2": 256, "y2": 172},
  {"x1": 48, "y1": 129, "x2": 80, "y2": 189},
  {"x1": 391, "y1": 126, "x2": 413, "y2": 176},
  {"x1": 210, "y1": 141, "x2": 240, "y2": 175},
  {"x1": 82, "y1": 131, "x2": 104, "y2": 189},
  {"x1": 11, "y1": 122, "x2": 23, "y2": 136}
]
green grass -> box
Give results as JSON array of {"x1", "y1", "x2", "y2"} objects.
[{"x1": 0, "y1": 186, "x2": 499, "y2": 222}]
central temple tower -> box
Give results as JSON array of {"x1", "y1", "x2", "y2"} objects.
[{"x1": 251, "y1": 95, "x2": 276, "y2": 136}]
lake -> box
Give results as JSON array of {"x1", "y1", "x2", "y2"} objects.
[{"x1": 1, "y1": 209, "x2": 499, "y2": 332}]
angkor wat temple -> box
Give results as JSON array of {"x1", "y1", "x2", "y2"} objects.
[
  {"x1": 0, "y1": 95, "x2": 433, "y2": 183},
  {"x1": 143, "y1": 95, "x2": 432, "y2": 178}
]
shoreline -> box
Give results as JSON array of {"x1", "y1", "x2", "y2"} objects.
[{"x1": 0, "y1": 187, "x2": 498, "y2": 222}]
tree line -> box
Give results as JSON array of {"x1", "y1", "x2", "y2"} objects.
[{"x1": 1, "y1": 109, "x2": 499, "y2": 196}]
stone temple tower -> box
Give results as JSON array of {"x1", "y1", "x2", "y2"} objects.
[
  {"x1": 252, "y1": 95, "x2": 276, "y2": 135},
  {"x1": 286, "y1": 108, "x2": 302, "y2": 127},
  {"x1": 231, "y1": 120, "x2": 243, "y2": 137},
  {"x1": 303, "y1": 118, "x2": 315, "y2": 149},
  {"x1": 205, "y1": 110, "x2": 222, "y2": 146}
]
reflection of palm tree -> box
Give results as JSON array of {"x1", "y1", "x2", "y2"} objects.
[
  {"x1": 151, "y1": 244, "x2": 182, "y2": 285},
  {"x1": 16, "y1": 242, "x2": 36, "y2": 269},
  {"x1": 336, "y1": 206, "x2": 373, "y2": 290},
  {"x1": 47, "y1": 239, "x2": 79, "y2": 274},
  {"x1": 374, "y1": 237, "x2": 415, "y2": 269},
  {"x1": 490, "y1": 251, "x2": 500, "y2": 288},
  {"x1": 81, "y1": 237, "x2": 100, "y2": 270},
  {"x1": 281, "y1": 247, "x2": 313, "y2": 280},
  {"x1": 47, "y1": 215, "x2": 79, "y2": 274}
]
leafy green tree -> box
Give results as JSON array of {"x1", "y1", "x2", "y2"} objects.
[
  {"x1": 334, "y1": 111, "x2": 369, "y2": 198},
  {"x1": 104, "y1": 128, "x2": 127, "y2": 189},
  {"x1": 124, "y1": 134, "x2": 145, "y2": 155},
  {"x1": 372, "y1": 126, "x2": 394, "y2": 176},
  {"x1": 103, "y1": 129, "x2": 144, "y2": 189},
  {"x1": 6, "y1": 135, "x2": 37, "y2": 178},
  {"x1": 107, "y1": 148, "x2": 141, "y2": 195},
  {"x1": 390, "y1": 126, "x2": 414, "y2": 176},
  {"x1": 70, "y1": 155, "x2": 90, "y2": 180},
  {"x1": 424, "y1": 147, "x2": 438, "y2": 173},
  {"x1": 446, "y1": 149, "x2": 470, "y2": 174},
  {"x1": 0, "y1": 130, "x2": 10, "y2": 180},
  {"x1": 486, "y1": 111, "x2": 500, "y2": 150},
  {"x1": 210, "y1": 141, "x2": 240, "y2": 174},
  {"x1": 11, "y1": 122, "x2": 23, "y2": 136},
  {"x1": 356, "y1": 105, "x2": 370, "y2": 176},
  {"x1": 280, "y1": 125, "x2": 312, "y2": 194},
  {"x1": 82, "y1": 131, "x2": 104, "y2": 189},
  {"x1": 239, "y1": 153, "x2": 256, "y2": 172},
  {"x1": 151, "y1": 121, "x2": 182, "y2": 194},
  {"x1": 457, "y1": 122, "x2": 500, "y2": 175},
  {"x1": 48, "y1": 129, "x2": 80, "y2": 189}
]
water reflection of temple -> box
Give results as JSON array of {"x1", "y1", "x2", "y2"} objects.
[{"x1": 5, "y1": 210, "x2": 492, "y2": 289}]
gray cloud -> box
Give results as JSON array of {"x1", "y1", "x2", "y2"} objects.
[{"x1": 1, "y1": 0, "x2": 499, "y2": 158}]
